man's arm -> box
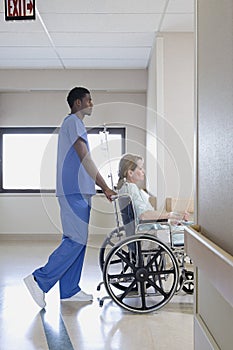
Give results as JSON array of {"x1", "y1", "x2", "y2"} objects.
[{"x1": 73, "y1": 137, "x2": 116, "y2": 200}]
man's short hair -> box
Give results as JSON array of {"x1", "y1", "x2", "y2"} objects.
[{"x1": 67, "y1": 87, "x2": 90, "y2": 109}]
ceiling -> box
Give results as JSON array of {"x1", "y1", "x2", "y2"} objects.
[{"x1": 0, "y1": 0, "x2": 194, "y2": 70}]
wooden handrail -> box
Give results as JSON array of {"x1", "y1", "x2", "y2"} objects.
[{"x1": 184, "y1": 226, "x2": 233, "y2": 308}]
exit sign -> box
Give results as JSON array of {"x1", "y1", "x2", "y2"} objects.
[{"x1": 5, "y1": 0, "x2": 36, "y2": 21}]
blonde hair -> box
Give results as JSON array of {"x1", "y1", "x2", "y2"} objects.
[{"x1": 116, "y1": 153, "x2": 143, "y2": 190}]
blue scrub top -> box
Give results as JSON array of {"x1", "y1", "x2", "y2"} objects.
[{"x1": 56, "y1": 114, "x2": 96, "y2": 197}]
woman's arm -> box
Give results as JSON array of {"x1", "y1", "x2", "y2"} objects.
[{"x1": 140, "y1": 210, "x2": 168, "y2": 221}]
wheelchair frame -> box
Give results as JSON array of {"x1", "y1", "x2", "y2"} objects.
[{"x1": 97, "y1": 194, "x2": 194, "y2": 314}]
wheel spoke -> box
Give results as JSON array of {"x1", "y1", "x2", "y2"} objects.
[
  {"x1": 150, "y1": 268, "x2": 176, "y2": 276},
  {"x1": 108, "y1": 259, "x2": 122, "y2": 265},
  {"x1": 139, "y1": 282, "x2": 146, "y2": 309},
  {"x1": 146, "y1": 247, "x2": 164, "y2": 270},
  {"x1": 115, "y1": 250, "x2": 136, "y2": 271},
  {"x1": 119, "y1": 279, "x2": 137, "y2": 301},
  {"x1": 145, "y1": 276, "x2": 168, "y2": 297},
  {"x1": 108, "y1": 272, "x2": 134, "y2": 281},
  {"x1": 136, "y1": 240, "x2": 144, "y2": 267}
]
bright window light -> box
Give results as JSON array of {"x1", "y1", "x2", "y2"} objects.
[
  {"x1": 88, "y1": 131, "x2": 123, "y2": 189},
  {"x1": 3, "y1": 134, "x2": 58, "y2": 190},
  {"x1": 0, "y1": 127, "x2": 125, "y2": 193}
]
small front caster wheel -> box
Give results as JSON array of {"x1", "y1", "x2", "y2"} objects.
[{"x1": 181, "y1": 271, "x2": 194, "y2": 295}]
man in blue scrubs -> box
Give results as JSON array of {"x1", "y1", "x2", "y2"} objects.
[{"x1": 24, "y1": 87, "x2": 115, "y2": 307}]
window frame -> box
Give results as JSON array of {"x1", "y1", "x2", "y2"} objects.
[{"x1": 0, "y1": 126, "x2": 125, "y2": 194}]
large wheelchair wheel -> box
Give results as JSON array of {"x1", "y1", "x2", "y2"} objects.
[
  {"x1": 99, "y1": 227, "x2": 138, "y2": 292},
  {"x1": 103, "y1": 234, "x2": 179, "y2": 313}
]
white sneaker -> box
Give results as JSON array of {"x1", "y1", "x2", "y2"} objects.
[
  {"x1": 61, "y1": 290, "x2": 93, "y2": 302},
  {"x1": 23, "y1": 274, "x2": 46, "y2": 309}
]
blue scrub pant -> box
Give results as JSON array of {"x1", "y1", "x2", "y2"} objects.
[{"x1": 33, "y1": 194, "x2": 92, "y2": 299}]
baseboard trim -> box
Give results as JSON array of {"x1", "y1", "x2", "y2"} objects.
[
  {"x1": 0, "y1": 233, "x2": 107, "y2": 243},
  {"x1": 0, "y1": 233, "x2": 61, "y2": 241}
]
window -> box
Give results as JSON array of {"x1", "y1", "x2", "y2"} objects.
[
  {"x1": 0, "y1": 127, "x2": 125, "y2": 193},
  {"x1": 87, "y1": 127, "x2": 125, "y2": 191}
]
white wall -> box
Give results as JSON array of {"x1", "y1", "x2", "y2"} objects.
[
  {"x1": 146, "y1": 40, "x2": 163, "y2": 201},
  {"x1": 163, "y1": 33, "x2": 194, "y2": 200},
  {"x1": 0, "y1": 69, "x2": 146, "y2": 92},
  {"x1": 0, "y1": 69, "x2": 147, "y2": 237},
  {"x1": 147, "y1": 33, "x2": 194, "y2": 209}
]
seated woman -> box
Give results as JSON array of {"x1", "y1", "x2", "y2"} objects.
[
  {"x1": 116, "y1": 153, "x2": 189, "y2": 225},
  {"x1": 116, "y1": 153, "x2": 168, "y2": 224}
]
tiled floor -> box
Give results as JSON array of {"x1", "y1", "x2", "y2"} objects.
[{"x1": 0, "y1": 235, "x2": 194, "y2": 350}]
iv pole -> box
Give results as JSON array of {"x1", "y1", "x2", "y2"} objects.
[{"x1": 102, "y1": 124, "x2": 121, "y2": 232}]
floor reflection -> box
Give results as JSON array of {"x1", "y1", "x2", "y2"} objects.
[{"x1": 0, "y1": 239, "x2": 194, "y2": 350}]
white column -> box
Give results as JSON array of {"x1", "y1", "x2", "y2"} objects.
[{"x1": 146, "y1": 36, "x2": 165, "y2": 211}]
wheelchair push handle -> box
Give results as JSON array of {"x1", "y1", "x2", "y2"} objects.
[
  {"x1": 110, "y1": 194, "x2": 119, "y2": 201},
  {"x1": 110, "y1": 193, "x2": 131, "y2": 201}
]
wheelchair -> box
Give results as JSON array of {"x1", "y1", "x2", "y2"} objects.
[{"x1": 97, "y1": 194, "x2": 194, "y2": 314}]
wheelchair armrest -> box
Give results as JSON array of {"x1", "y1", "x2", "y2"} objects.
[{"x1": 139, "y1": 218, "x2": 168, "y2": 224}]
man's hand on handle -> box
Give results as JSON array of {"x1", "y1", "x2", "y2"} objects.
[{"x1": 103, "y1": 188, "x2": 117, "y2": 201}]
